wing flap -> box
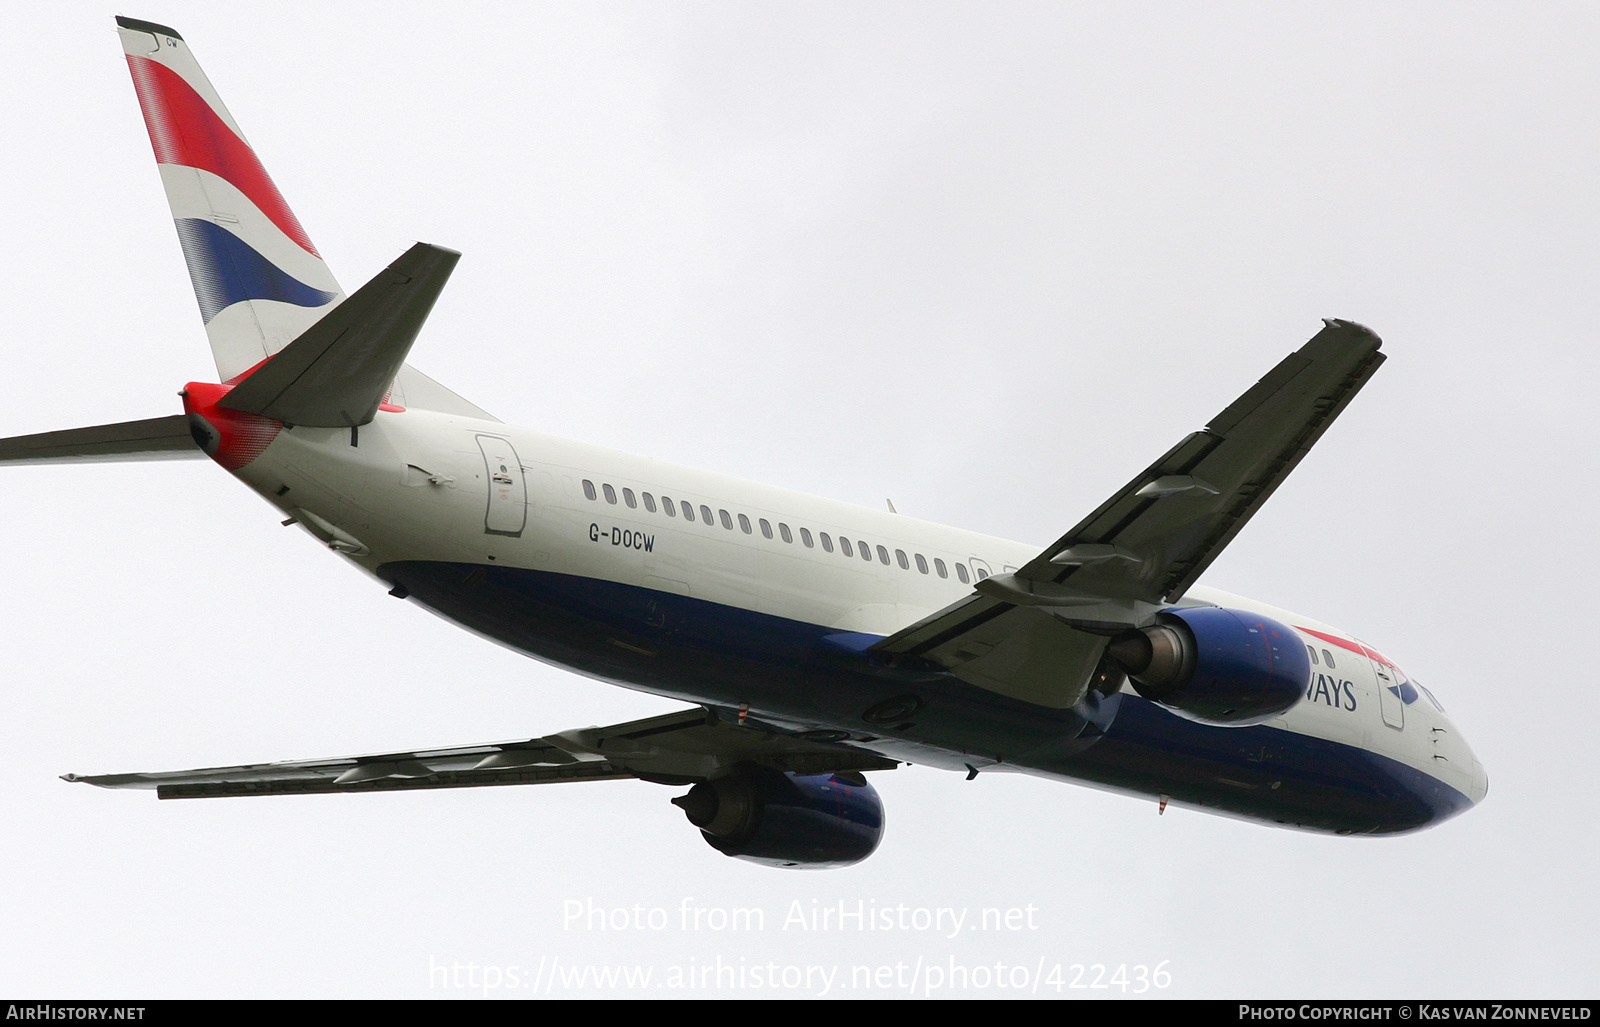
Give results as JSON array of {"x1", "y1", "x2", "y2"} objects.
[
  {"x1": 873, "y1": 595, "x2": 1112, "y2": 707},
  {"x1": 157, "y1": 762, "x2": 631, "y2": 800},
  {"x1": 65, "y1": 707, "x2": 897, "y2": 800}
]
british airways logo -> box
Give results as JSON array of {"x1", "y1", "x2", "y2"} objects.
[{"x1": 1306, "y1": 673, "x2": 1357, "y2": 711}]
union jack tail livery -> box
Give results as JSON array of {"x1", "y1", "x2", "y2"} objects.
[
  {"x1": 116, "y1": 16, "x2": 343, "y2": 383},
  {"x1": 0, "y1": 18, "x2": 495, "y2": 468}
]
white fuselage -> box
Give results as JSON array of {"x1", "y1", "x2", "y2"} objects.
[{"x1": 227, "y1": 405, "x2": 1488, "y2": 827}]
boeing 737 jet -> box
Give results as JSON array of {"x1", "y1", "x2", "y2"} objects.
[{"x1": 3, "y1": 18, "x2": 1486, "y2": 867}]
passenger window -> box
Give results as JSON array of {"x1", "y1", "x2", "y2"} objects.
[
  {"x1": 602, "y1": 483, "x2": 617, "y2": 504},
  {"x1": 915, "y1": 554, "x2": 928, "y2": 574},
  {"x1": 779, "y1": 523, "x2": 793, "y2": 544},
  {"x1": 642, "y1": 492, "x2": 656, "y2": 513},
  {"x1": 863, "y1": 544, "x2": 875, "y2": 562},
  {"x1": 738, "y1": 513, "x2": 753, "y2": 534},
  {"x1": 719, "y1": 509, "x2": 734, "y2": 530},
  {"x1": 934, "y1": 558, "x2": 947, "y2": 578},
  {"x1": 839, "y1": 537, "x2": 853, "y2": 557},
  {"x1": 622, "y1": 487, "x2": 637, "y2": 509},
  {"x1": 681, "y1": 501, "x2": 695, "y2": 522},
  {"x1": 759, "y1": 518, "x2": 773, "y2": 539},
  {"x1": 582, "y1": 479, "x2": 597, "y2": 501},
  {"x1": 956, "y1": 564, "x2": 970, "y2": 584},
  {"x1": 701, "y1": 505, "x2": 714, "y2": 526},
  {"x1": 1323, "y1": 650, "x2": 1336, "y2": 668},
  {"x1": 660, "y1": 495, "x2": 675, "y2": 517},
  {"x1": 1307, "y1": 646, "x2": 1319, "y2": 666},
  {"x1": 975, "y1": 566, "x2": 989, "y2": 580},
  {"x1": 815, "y1": 531, "x2": 828, "y2": 551},
  {"x1": 893, "y1": 548, "x2": 906, "y2": 568}
]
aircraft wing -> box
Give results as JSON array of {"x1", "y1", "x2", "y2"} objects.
[
  {"x1": 63, "y1": 707, "x2": 897, "y2": 799},
  {"x1": 872, "y1": 319, "x2": 1383, "y2": 707}
]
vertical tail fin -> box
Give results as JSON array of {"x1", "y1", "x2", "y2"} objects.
[
  {"x1": 116, "y1": 17, "x2": 344, "y2": 383},
  {"x1": 115, "y1": 18, "x2": 497, "y2": 421}
]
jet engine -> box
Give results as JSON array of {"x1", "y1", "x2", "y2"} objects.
[
  {"x1": 1106, "y1": 607, "x2": 1309, "y2": 726},
  {"x1": 672, "y1": 768, "x2": 885, "y2": 868}
]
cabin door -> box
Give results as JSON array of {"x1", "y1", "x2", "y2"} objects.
[{"x1": 476, "y1": 435, "x2": 527, "y2": 538}]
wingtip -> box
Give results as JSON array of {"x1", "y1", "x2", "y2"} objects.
[{"x1": 1321, "y1": 317, "x2": 1383, "y2": 348}]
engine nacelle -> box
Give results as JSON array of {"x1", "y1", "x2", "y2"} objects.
[
  {"x1": 672, "y1": 768, "x2": 885, "y2": 869},
  {"x1": 1106, "y1": 607, "x2": 1309, "y2": 726}
]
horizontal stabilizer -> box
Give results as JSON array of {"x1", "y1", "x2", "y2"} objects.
[
  {"x1": 0, "y1": 415, "x2": 201, "y2": 465},
  {"x1": 220, "y1": 243, "x2": 460, "y2": 427}
]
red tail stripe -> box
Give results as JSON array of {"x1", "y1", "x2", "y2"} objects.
[{"x1": 125, "y1": 55, "x2": 319, "y2": 256}]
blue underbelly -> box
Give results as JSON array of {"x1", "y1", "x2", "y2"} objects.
[{"x1": 379, "y1": 561, "x2": 1472, "y2": 835}]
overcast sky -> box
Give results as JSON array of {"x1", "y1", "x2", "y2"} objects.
[{"x1": 2, "y1": 1, "x2": 1595, "y2": 999}]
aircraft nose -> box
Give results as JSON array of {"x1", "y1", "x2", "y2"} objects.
[{"x1": 1469, "y1": 756, "x2": 1489, "y2": 805}]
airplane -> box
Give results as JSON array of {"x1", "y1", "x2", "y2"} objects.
[{"x1": 4, "y1": 16, "x2": 1486, "y2": 869}]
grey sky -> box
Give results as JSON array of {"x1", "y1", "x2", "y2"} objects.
[{"x1": 1, "y1": 2, "x2": 1593, "y2": 998}]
